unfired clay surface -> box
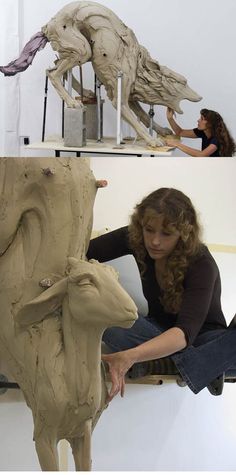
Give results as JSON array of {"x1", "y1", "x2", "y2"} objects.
[
  {"x1": 0, "y1": 157, "x2": 137, "y2": 470},
  {"x1": 42, "y1": 1, "x2": 202, "y2": 146}
]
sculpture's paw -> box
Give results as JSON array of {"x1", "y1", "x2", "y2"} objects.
[{"x1": 148, "y1": 137, "x2": 165, "y2": 148}]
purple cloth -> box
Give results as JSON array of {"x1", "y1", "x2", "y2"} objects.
[{"x1": 0, "y1": 31, "x2": 48, "y2": 76}]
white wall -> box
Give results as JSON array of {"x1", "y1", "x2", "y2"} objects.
[
  {"x1": 0, "y1": 0, "x2": 21, "y2": 156},
  {"x1": 0, "y1": 0, "x2": 236, "y2": 154},
  {"x1": 91, "y1": 156, "x2": 236, "y2": 245}
]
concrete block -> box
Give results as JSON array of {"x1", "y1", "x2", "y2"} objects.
[
  {"x1": 64, "y1": 107, "x2": 86, "y2": 147},
  {"x1": 85, "y1": 101, "x2": 104, "y2": 140}
]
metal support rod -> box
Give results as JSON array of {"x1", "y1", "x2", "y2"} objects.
[
  {"x1": 94, "y1": 73, "x2": 97, "y2": 95},
  {"x1": 62, "y1": 76, "x2": 65, "y2": 139},
  {"x1": 79, "y1": 66, "x2": 84, "y2": 103},
  {"x1": 42, "y1": 74, "x2": 48, "y2": 142},
  {"x1": 116, "y1": 71, "x2": 123, "y2": 145},
  {"x1": 96, "y1": 78, "x2": 102, "y2": 142},
  {"x1": 0, "y1": 374, "x2": 20, "y2": 395},
  {"x1": 0, "y1": 381, "x2": 20, "y2": 389},
  {"x1": 149, "y1": 104, "x2": 155, "y2": 136}
]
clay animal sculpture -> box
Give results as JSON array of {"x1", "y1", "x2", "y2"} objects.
[
  {"x1": 15, "y1": 257, "x2": 137, "y2": 471},
  {"x1": 0, "y1": 157, "x2": 137, "y2": 470},
  {"x1": 0, "y1": 1, "x2": 202, "y2": 147}
]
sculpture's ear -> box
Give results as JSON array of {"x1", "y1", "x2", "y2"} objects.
[{"x1": 15, "y1": 278, "x2": 68, "y2": 327}]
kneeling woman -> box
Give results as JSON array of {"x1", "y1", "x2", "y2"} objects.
[{"x1": 87, "y1": 188, "x2": 236, "y2": 400}]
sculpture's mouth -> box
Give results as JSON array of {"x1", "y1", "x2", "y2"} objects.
[
  {"x1": 122, "y1": 318, "x2": 137, "y2": 328},
  {"x1": 167, "y1": 100, "x2": 183, "y2": 114},
  {"x1": 169, "y1": 90, "x2": 202, "y2": 114},
  {"x1": 174, "y1": 104, "x2": 183, "y2": 114},
  {"x1": 122, "y1": 310, "x2": 138, "y2": 327}
]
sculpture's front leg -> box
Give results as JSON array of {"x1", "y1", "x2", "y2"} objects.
[
  {"x1": 69, "y1": 419, "x2": 92, "y2": 471},
  {"x1": 35, "y1": 431, "x2": 59, "y2": 471},
  {"x1": 129, "y1": 100, "x2": 173, "y2": 137},
  {"x1": 120, "y1": 102, "x2": 165, "y2": 147},
  {"x1": 112, "y1": 75, "x2": 164, "y2": 147}
]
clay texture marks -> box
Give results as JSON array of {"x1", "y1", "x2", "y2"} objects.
[
  {"x1": 0, "y1": 157, "x2": 137, "y2": 471},
  {"x1": 0, "y1": 158, "x2": 96, "y2": 305},
  {"x1": 0, "y1": 158, "x2": 96, "y2": 470},
  {"x1": 15, "y1": 257, "x2": 137, "y2": 470}
]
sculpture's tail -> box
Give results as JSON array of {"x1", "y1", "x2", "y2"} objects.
[{"x1": 0, "y1": 31, "x2": 48, "y2": 76}]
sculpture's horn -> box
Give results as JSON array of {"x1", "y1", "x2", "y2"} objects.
[{"x1": 68, "y1": 257, "x2": 80, "y2": 270}]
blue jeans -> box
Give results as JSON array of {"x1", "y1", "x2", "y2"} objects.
[{"x1": 103, "y1": 315, "x2": 236, "y2": 394}]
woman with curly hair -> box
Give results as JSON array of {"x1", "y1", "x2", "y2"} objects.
[
  {"x1": 87, "y1": 188, "x2": 236, "y2": 399},
  {"x1": 165, "y1": 108, "x2": 235, "y2": 156}
]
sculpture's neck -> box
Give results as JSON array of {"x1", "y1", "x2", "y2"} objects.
[{"x1": 62, "y1": 305, "x2": 104, "y2": 409}]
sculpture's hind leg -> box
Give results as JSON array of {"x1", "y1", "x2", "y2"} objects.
[
  {"x1": 47, "y1": 57, "x2": 82, "y2": 108},
  {"x1": 45, "y1": 26, "x2": 92, "y2": 108},
  {"x1": 69, "y1": 419, "x2": 92, "y2": 471}
]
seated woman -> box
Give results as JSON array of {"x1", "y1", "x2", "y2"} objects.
[
  {"x1": 87, "y1": 188, "x2": 236, "y2": 400},
  {"x1": 165, "y1": 108, "x2": 235, "y2": 157}
]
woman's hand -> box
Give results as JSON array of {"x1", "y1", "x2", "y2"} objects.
[
  {"x1": 102, "y1": 350, "x2": 136, "y2": 401},
  {"x1": 166, "y1": 107, "x2": 175, "y2": 121},
  {"x1": 165, "y1": 138, "x2": 179, "y2": 148}
]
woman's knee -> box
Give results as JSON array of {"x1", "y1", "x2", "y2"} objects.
[
  {"x1": 102, "y1": 327, "x2": 130, "y2": 352},
  {"x1": 102, "y1": 315, "x2": 162, "y2": 352}
]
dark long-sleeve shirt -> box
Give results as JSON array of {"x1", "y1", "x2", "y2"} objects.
[
  {"x1": 193, "y1": 128, "x2": 219, "y2": 156},
  {"x1": 87, "y1": 226, "x2": 227, "y2": 345}
]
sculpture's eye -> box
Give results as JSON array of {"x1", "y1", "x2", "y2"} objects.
[
  {"x1": 75, "y1": 271, "x2": 100, "y2": 290},
  {"x1": 63, "y1": 25, "x2": 67, "y2": 29}
]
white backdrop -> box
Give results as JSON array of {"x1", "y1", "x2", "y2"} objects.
[{"x1": 0, "y1": 0, "x2": 236, "y2": 154}]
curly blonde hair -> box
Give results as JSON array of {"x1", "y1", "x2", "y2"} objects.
[{"x1": 128, "y1": 188, "x2": 203, "y2": 314}]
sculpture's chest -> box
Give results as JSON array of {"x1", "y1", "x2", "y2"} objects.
[{"x1": 58, "y1": 401, "x2": 98, "y2": 439}]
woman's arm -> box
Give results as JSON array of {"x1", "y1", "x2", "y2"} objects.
[
  {"x1": 165, "y1": 139, "x2": 218, "y2": 157},
  {"x1": 166, "y1": 107, "x2": 197, "y2": 138},
  {"x1": 87, "y1": 226, "x2": 131, "y2": 262},
  {"x1": 102, "y1": 327, "x2": 187, "y2": 400}
]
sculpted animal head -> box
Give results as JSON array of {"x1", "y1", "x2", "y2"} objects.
[
  {"x1": 134, "y1": 47, "x2": 202, "y2": 113},
  {"x1": 15, "y1": 258, "x2": 138, "y2": 330}
]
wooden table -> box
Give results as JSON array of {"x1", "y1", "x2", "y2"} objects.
[{"x1": 26, "y1": 136, "x2": 174, "y2": 157}]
